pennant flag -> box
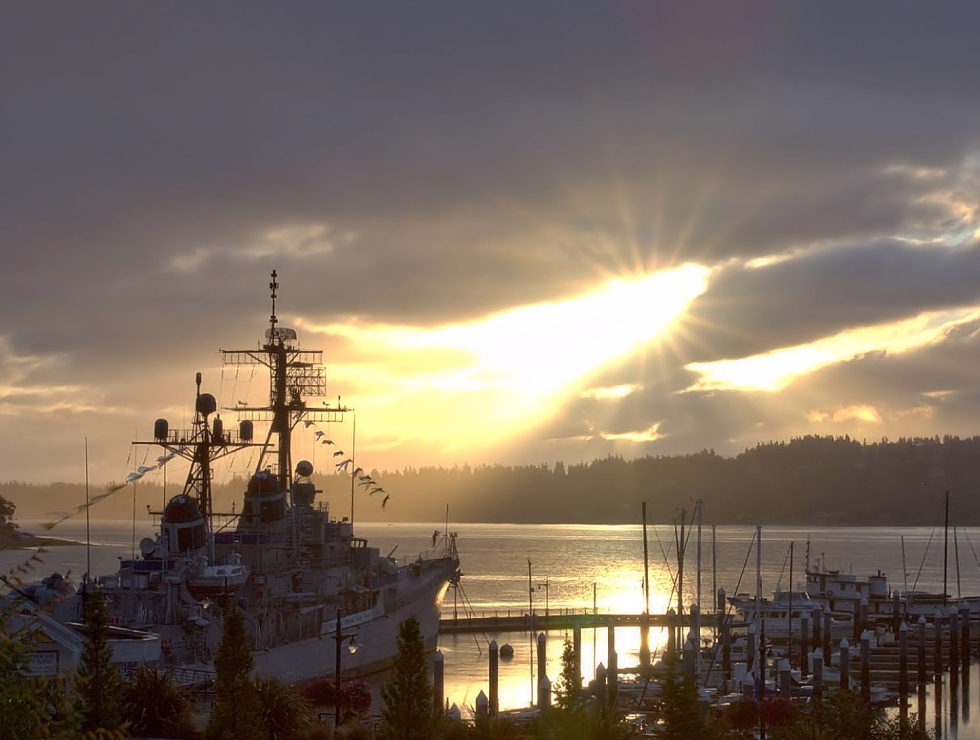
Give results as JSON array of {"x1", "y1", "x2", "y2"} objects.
[
  {"x1": 306, "y1": 421, "x2": 316, "y2": 428},
  {"x1": 321, "y1": 439, "x2": 334, "y2": 445},
  {"x1": 332, "y1": 450, "x2": 345, "y2": 458},
  {"x1": 136, "y1": 465, "x2": 157, "y2": 475},
  {"x1": 314, "y1": 430, "x2": 324, "y2": 438},
  {"x1": 381, "y1": 494, "x2": 390, "y2": 510},
  {"x1": 352, "y1": 467, "x2": 364, "y2": 478}
]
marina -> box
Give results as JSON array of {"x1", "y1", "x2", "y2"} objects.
[{"x1": 10, "y1": 519, "x2": 980, "y2": 735}]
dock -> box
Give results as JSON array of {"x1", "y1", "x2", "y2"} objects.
[{"x1": 439, "y1": 611, "x2": 699, "y2": 634}]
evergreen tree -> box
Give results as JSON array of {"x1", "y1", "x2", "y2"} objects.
[
  {"x1": 379, "y1": 615, "x2": 435, "y2": 740},
  {"x1": 552, "y1": 638, "x2": 579, "y2": 711},
  {"x1": 651, "y1": 650, "x2": 704, "y2": 739},
  {"x1": 206, "y1": 607, "x2": 263, "y2": 740},
  {"x1": 76, "y1": 591, "x2": 123, "y2": 734}
]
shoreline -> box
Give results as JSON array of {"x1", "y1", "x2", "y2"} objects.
[{"x1": 0, "y1": 526, "x2": 81, "y2": 549}]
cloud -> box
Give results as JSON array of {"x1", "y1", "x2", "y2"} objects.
[{"x1": 4, "y1": 4, "x2": 980, "y2": 481}]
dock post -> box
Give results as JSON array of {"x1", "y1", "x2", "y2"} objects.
[
  {"x1": 537, "y1": 632, "x2": 547, "y2": 697},
  {"x1": 538, "y1": 675, "x2": 551, "y2": 711},
  {"x1": 918, "y1": 616, "x2": 927, "y2": 688},
  {"x1": 813, "y1": 606, "x2": 822, "y2": 652},
  {"x1": 801, "y1": 614, "x2": 810, "y2": 679},
  {"x1": 893, "y1": 591, "x2": 901, "y2": 636},
  {"x1": 840, "y1": 638, "x2": 850, "y2": 692},
  {"x1": 855, "y1": 597, "x2": 868, "y2": 642},
  {"x1": 722, "y1": 614, "x2": 732, "y2": 682},
  {"x1": 607, "y1": 621, "x2": 615, "y2": 676},
  {"x1": 666, "y1": 608, "x2": 676, "y2": 656},
  {"x1": 747, "y1": 622, "x2": 756, "y2": 676},
  {"x1": 778, "y1": 657, "x2": 791, "y2": 697},
  {"x1": 476, "y1": 690, "x2": 488, "y2": 717},
  {"x1": 823, "y1": 610, "x2": 832, "y2": 658},
  {"x1": 434, "y1": 650, "x2": 445, "y2": 714},
  {"x1": 813, "y1": 647, "x2": 823, "y2": 704},
  {"x1": 608, "y1": 649, "x2": 618, "y2": 707},
  {"x1": 860, "y1": 633, "x2": 871, "y2": 704},
  {"x1": 935, "y1": 611, "x2": 944, "y2": 678},
  {"x1": 960, "y1": 604, "x2": 971, "y2": 679},
  {"x1": 691, "y1": 603, "x2": 701, "y2": 675},
  {"x1": 488, "y1": 639, "x2": 499, "y2": 716},
  {"x1": 951, "y1": 608, "x2": 960, "y2": 688},
  {"x1": 639, "y1": 615, "x2": 650, "y2": 672},
  {"x1": 595, "y1": 662, "x2": 607, "y2": 706},
  {"x1": 683, "y1": 638, "x2": 695, "y2": 685},
  {"x1": 899, "y1": 621, "x2": 909, "y2": 707},
  {"x1": 573, "y1": 625, "x2": 582, "y2": 689}
]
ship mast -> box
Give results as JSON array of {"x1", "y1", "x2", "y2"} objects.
[{"x1": 221, "y1": 271, "x2": 346, "y2": 490}]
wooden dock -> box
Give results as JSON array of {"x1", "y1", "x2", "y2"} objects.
[{"x1": 439, "y1": 611, "x2": 698, "y2": 635}]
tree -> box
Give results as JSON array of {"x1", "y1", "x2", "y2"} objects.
[
  {"x1": 121, "y1": 666, "x2": 197, "y2": 739},
  {"x1": 206, "y1": 607, "x2": 263, "y2": 740},
  {"x1": 76, "y1": 591, "x2": 123, "y2": 734},
  {"x1": 650, "y1": 650, "x2": 704, "y2": 739},
  {"x1": 254, "y1": 675, "x2": 312, "y2": 740},
  {"x1": 0, "y1": 495, "x2": 14, "y2": 526},
  {"x1": 379, "y1": 615, "x2": 435, "y2": 740},
  {"x1": 552, "y1": 638, "x2": 580, "y2": 711}
]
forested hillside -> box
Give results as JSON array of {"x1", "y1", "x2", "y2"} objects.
[{"x1": 2, "y1": 435, "x2": 978, "y2": 525}]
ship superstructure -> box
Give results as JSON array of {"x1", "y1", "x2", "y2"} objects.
[{"x1": 35, "y1": 271, "x2": 460, "y2": 683}]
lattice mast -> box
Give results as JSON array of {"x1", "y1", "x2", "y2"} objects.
[{"x1": 220, "y1": 270, "x2": 346, "y2": 491}]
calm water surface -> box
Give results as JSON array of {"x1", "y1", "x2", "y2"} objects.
[{"x1": 6, "y1": 519, "x2": 980, "y2": 736}]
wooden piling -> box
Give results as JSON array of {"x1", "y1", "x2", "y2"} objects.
[
  {"x1": 573, "y1": 625, "x2": 582, "y2": 689},
  {"x1": 801, "y1": 614, "x2": 810, "y2": 679},
  {"x1": 951, "y1": 609, "x2": 960, "y2": 687},
  {"x1": 918, "y1": 616, "x2": 927, "y2": 689},
  {"x1": 813, "y1": 647, "x2": 823, "y2": 704},
  {"x1": 489, "y1": 639, "x2": 499, "y2": 715},
  {"x1": 899, "y1": 622, "x2": 908, "y2": 706},
  {"x1": 860, "y1": 634, "x2": 871, "y2": 704},
  {"x1": 434, "y1": 650, "x2": 445, "y2": 714},
  {"x1": 840, "y1": 639, "x2": 850, "y2": 692}
]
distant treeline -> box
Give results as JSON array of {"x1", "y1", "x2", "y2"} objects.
[{"x1": 3, "y1": 435, "x2": 979, "y2": 525}]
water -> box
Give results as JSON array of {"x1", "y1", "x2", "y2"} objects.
[{"x1": 5, "y1": 519, "x2": 980, "y2": 736}]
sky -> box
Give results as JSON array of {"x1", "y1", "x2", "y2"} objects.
[{"x1": 3, "y1": 3, "x2": 980, "y2": 486}]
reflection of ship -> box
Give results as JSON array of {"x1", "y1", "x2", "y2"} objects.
[{"x1": 33, "y1": 271, "x2": 460, "y2": 683}]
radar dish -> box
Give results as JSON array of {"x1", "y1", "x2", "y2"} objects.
[
  {"x1": 139, "y1": 538, "x2": 156, "y2": 556},
  {"x1": 265, "y1": 327, "x2": 298, "y2": 342}
]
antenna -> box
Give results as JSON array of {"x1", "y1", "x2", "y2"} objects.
[{"x1": 269, "y1": 269, "x2": 279, "y2": 336}]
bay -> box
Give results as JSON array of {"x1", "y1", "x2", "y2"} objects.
[{"x1": 5, "y1": 519, "x2": 980, "y2": 737}]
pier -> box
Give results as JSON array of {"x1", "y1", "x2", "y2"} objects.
[{"x1": 439, "y1": 611, "x2": 700, "y2": 634}]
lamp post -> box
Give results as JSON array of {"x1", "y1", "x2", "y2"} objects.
[
  {"x1": 537, "y1": 578, "x2": 550, "y2": 618},
  {"x1": 332, "y1": 610, "x2": 359, "y2": 728}
]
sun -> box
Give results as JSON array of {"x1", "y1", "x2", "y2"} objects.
[
  {"x1": 291, "y1": 264, "x2": 709, "y2": 463},
  {"x1": 412, "y1": 263, "x2": 710, "y2": 400}
]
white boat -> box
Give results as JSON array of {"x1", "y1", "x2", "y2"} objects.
[
  {"x1": 19, "y1": 271, "x2": 461, "y2": 684},
  {"x1": 728, "y1": 589, "x2": 853, "y2": 642}
]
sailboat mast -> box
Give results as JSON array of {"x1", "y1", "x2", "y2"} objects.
[
  {"x1": 84, "y1": 437, "x2": 91, "y2": 577},
  {"x1": 943, "y1": 490, "x2": 949, "y2": 607},
  {"x1": 756, "y1": 525, "x2": 763, "y2": 603},
  {"x1": 696, "y1": 500, "x2": 703, "y2": 610},
  {"x1": 642, "y1": 501, "x2": 650, "y2": 614}
]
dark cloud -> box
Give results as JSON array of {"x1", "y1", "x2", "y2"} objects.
[{"x1": 5, "y1": 3, "x2": 980, "y2": 480}]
